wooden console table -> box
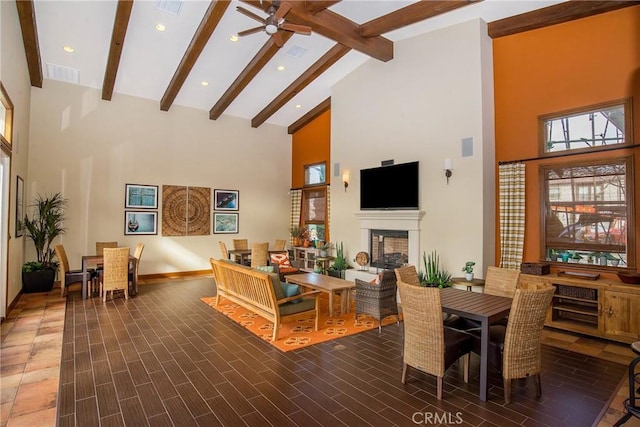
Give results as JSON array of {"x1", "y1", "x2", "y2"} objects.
[{"x1": 519, "y1": 273, "x2": 640, "y2": 344}]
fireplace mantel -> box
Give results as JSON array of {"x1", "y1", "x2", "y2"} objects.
[{"x1": 355, "y1": 210, "x2": 424, "y2": 268}]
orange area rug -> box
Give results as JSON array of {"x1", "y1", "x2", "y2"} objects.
[{"x1": 200, "y1": 295, "x2": 402, "y2": 352}]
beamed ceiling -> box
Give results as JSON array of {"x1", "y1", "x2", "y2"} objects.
[{"x1": 15, "y1": 0, "x2": 639, "y2": 133}]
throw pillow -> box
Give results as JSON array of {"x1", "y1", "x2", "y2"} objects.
[
  {"x1": 369, "y1": 273, "x2": 383, "y2": 285},
  {"x1": 256, "y1": 265, "x2": 275, "y2": 273},
  {"x1": 280, "y1": 282, "x2": 302, "y2": 303},
  {"x1": 269, "y1": 252, "x2": 292, "y2": 268}
]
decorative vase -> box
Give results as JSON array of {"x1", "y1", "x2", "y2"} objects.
[
  {"x1": 319, "y1": 249, "x2": 327, "y2": 257},
  {"x1": 465, "y1": 273, "x2": 473, "y2": 281},
  {"x1": 302, "y1": 240, "x2": 309, "y2": 248},
  {"x1": 560, "y1": 253, "x2": 570, "y2": 262}
]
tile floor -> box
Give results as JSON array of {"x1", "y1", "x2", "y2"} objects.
[{"x1": 0, "y1": 279, "x2": 638, "y2": 426}]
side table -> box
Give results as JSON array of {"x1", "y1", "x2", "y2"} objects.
[{"x1": 450, "y1": 277, "x2": 485, "y2": 292}]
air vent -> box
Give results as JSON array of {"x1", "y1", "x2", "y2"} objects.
[
  {"x1": 285, "y1": 45, "x2": 307, "y2": 58},
  {"x1": 45, "y1": 63, "x2": 80, "y2": 84},
  {"x1": 156, "y1": 0, "x2": 182, "y2": 15}
]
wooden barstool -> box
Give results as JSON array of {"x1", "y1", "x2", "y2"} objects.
[{"x1": 615, "y1": 341, "x2": 640, "y2": 426}]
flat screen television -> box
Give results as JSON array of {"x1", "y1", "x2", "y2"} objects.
[{"x1": 360, "y1": 161, "x2": 419, "y2": 210}]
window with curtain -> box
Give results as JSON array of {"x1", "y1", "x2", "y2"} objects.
[
  {"x1": 542, "y1": 157, "x2": 633, "y2": 268},
  {"x1": 301, "y1": 186, "x2": 327, "y2": 244}
]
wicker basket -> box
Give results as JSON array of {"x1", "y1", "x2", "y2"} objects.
[{"x1": 520, "y1": 262, "x2": 550, "y2": 275}]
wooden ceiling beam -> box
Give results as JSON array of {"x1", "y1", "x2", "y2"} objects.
[
  {"x1": 242, "y1": 0, "x2": 393, "y2": 62},
  {"x1": 102, "y1": 0, "x2": 134, "y2": 101},
  {"x1": 252, "y1": 43, "x2": 350, "y2": 128},
  {"x1": 488, "y1": 0, "x2": 640, "y2": 38},
  {"x1": 303, "y1": 1, "x2": 342, "y2": 15},
  {"x1": 15, "y1": 0, "x2": 43, "y2": 88},
  {"x1": 160, "y1": 0, "x2": 230, "y2": 111},
  {"x1": 288, "y1": 97, "x2": 330, "y2": 134},
  {"x1": 360, "y1": 0, "x2": 482, "y2": 38},
  {"x1": 209, "y1": 32, "x2": 293, "y2": 120}
]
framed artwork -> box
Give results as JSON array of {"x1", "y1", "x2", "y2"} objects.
[
  {"x1": 214, "y1": 213, "x2": 238, "y2": 234},
  {"x1": 125, "y1": 211, "x2": 158, "y2": 235},
  {"x1": 214, "y1": 189, "x2": 239, "y2": 211},
  {"x1": 15, "y1": 175, "x2": 24, "y2": 237},
  {"x1": 125, "y1": 184, "x2": 158, "y2": 209}
]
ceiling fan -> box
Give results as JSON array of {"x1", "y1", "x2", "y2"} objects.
[{"x1": 236, "y1": 1, "x2": 312, "y2": 47}]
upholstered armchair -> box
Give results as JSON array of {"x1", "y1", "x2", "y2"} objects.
[{"x1": 354, "y1": 270, "x2": 400, "y2": 333}]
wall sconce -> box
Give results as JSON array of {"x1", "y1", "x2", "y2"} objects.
[
  {"x1": 342, "y1": 171, "x2": 350, "y2": 192},
  {"x1": 444, "y1": 158, "x2": 453, "y2": 184}
]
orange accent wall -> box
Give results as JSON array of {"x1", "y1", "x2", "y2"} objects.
[
  {"x1": 291, "y1": 110, "x2": 331, "y2": 188},
  {"x1": 494, "y1": 6, "x2": 640, "y2": 277}
]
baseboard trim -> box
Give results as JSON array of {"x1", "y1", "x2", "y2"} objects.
[{"x1": 140, "y1": 270, "x2": 211, "y2": 281}]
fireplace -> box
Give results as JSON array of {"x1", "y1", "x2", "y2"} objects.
[
  {"x1": 355, "y1": 210, "x2": 424, "y2": 270},
  {"x1": 370, "y1": 230, "x2": 409, "y2": 269}
]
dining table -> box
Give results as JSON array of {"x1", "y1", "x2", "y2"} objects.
[
  {"x1": 439, "y1": 287, "x2": 513, "y2": 402},
  {"x1": 227, "y1": 249, "x2": 252, "y2": 265},
  {"x1": 81, "y1": 255, "x2": 138, "y2": 300}
]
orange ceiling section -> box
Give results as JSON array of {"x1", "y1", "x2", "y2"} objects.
[{"x1": 291, "y1": 110, "x2": 331, "y2": 189}]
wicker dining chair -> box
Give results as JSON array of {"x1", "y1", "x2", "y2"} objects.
[
  {"x1": 396, "y1": 280, "x2": 472, "y2": 400},
  {"x1": 96, "y1": 241, "x2": 118, "y2": 255},
  {"x1": 273, "y1": 239, "x2": 287, "y2": 251},
  {"x1": 232, "y1": 239, "x2": 248, "y2": 250},
  {"x1": 394, "y1": 265, "x2": 461, "y2": 327},
  {"x1": 219, "y1": 241, "x2": 229, "y2": 259},
  {"x1": 127, "y1": 243, "x2": 144, "y2": 288},
  {"x1": 466, "y1": 286, "x2": 555, "y2": 403},
  {"x1": 354, "y1": 270, "x2": 400, "y2": 333},
  {"x1": 484, "y1": 266, "x2": 521, "y2": 298},
  {"x1": 55, "y1": 244, "x2": 94, "y2": 297},
  {"x1": 250, "y1": 242, "x2": 269, "y2": 268},
  {"x1": 101, "y1": 247, "x2": 130, "y2": 302}
]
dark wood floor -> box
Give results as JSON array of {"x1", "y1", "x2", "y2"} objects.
[{"x1": 58, "y1": 278, "x2": 627, "y2": 426}]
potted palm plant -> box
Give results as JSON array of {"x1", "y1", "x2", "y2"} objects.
[{"x1": 22, "y1": 193, "x2": 67, "y2": 293}]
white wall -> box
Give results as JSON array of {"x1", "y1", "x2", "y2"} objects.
[
  {"x1": 28, "y1": 81, "x2": 292, "y2": 274},
  {"x1": 1, "y1": 1, "x2": 33, "y2": 308},
  {"x1": 330, "y1": 19, "x2": 495, "y2": 278}
]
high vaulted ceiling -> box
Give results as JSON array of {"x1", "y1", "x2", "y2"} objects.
[{"x1": 15, "y1": 0, "x2": 638, "y2": 133}]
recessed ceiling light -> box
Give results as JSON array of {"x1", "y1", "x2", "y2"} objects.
[
  {"x1": 63, "y1": 46, "x2": 74, "y2": 53},
  {"x1": 295, "y1": 104, "x2": 302, "y2": 109},
  {"x1": 277, "y1": 65, "x2": 285, "y2": 71},
  {"x1": 229, "y1": 34, "x2": 239, "y2": 42},
  {"x1": 156, "y1": 24, "x2": 166, "y2": 32},
  {"x1": 201, "y1": 81, "x2": 209, "y2": 86}
]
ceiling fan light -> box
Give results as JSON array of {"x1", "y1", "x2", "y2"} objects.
[{"x1": 265, "y1": 24, "x2": 278, "y2": 35}]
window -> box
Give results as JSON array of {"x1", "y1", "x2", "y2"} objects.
[
  {"x1": 304, "y1": 162, "x2": 326, "y2": 186},
  {"x1": 301, "y1": 187, "x2": 326, "y2": 244},
  {"x1": 540, "y1": 99, "x2": 631, "y2": 156},
  {"x1": 0, "y1": 82, "x2": 13, "y2": 150},
  {"x1": 542, "y1": 157, "x2": 634, "y2": 268}
]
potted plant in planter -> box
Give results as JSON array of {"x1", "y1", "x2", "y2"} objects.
[
  {"x1": 418, "y1": 251, "x2": 452, "y2": 289},
  {"x1": 318, "y1": 241, "x2": 333, "y2": 257},
  {"x1": 289, "y1": 226, "x2": 306, "y2": 247},
  {"x1": 462, "y1": 261, "x2": 475, "y2": 281},
  {"x1": 22, "y1": 193, "x2": 67, "y2": 293},
  {"x1": 327, "y1": 242, "x2": 350, "y2": 279}
]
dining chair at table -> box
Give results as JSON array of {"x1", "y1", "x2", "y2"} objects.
[
  {"x1": 101, "y1": 247, "x2": 130, "y2": 302},
  {"x1": 396, "y1": 280, "x2": 472, "y2": 400},
  {"x1": 232, "y1": 239, "x2": 248, "y2": 250},
  {"x1": 250, "y1": 242, "x2": 269, "y2": 268},
  {"x1": 96, "y1": 241, "x2": 118, "y2": 255},
  {"x1": 465, "y1": 286, "x2": 555, "y2": 403},
  {"x1": 128, "y1": 243, "x2": 144, "y2": 289},
  {"x1": 484, "y1": 266, "x2": 521, "y2": 298},
  {"x1": 219, "y1": 241, "x2": 229, "y2": 259},
  {"x1": 55, "y1": 244, "x2": 94, "y2": 297}
]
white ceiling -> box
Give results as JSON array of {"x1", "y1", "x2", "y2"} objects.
[{"x1": 33, "y1": 0, "x2": 564, "y2": 128}]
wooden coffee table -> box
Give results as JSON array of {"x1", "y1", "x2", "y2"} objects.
[{"x1": 285, "y1": 273, "x2": 355, "y2": 317}]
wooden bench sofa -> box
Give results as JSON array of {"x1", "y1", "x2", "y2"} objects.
[{"x1": 209, "y1": 258, "x2": 320, "y2": 341}]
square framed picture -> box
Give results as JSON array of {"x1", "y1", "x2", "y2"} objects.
[
  {"x1": 125, "y1": 211, "x2": 158, "y2": 235},
  {"x1": 214, "y1": 189, "x2": 239, "y2": 211},
  {"x1": 214, "y1": 213, "x2": 238, "y2": 234},
  {"x1": 125, "y1": 184, "x2": 158, "y2": 209}
]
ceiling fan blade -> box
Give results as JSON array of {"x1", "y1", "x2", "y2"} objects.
[
  {"x1": 272, "y1": 31, "x2": 285, "y2": 48},
  {"x1": 274, "y1": 2, "x2": 292, "y2": 21},
  {"x1": 238, "y1": 26, "x2": 266, "y2": 37},
  {"x1": 280, "y1": 23, "x2": 312, "y2": 35},
  {"x1": 236, "y1": 6, "x2": 266, "y2": 24}
]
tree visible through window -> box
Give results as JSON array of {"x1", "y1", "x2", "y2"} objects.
[
  {"x1": 301, "y1": 187, "x2": 326, "y2": 244},
  {"x1": 542, "y1": 158, "x2": 632, "y2": 268}
]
